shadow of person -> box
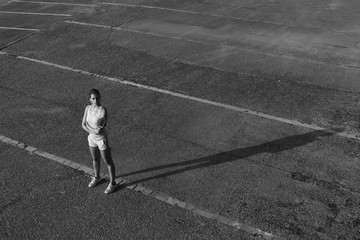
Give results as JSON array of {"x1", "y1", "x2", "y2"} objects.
[{"x1": 119, "y1": 129, "x2": 337, "y2": 186}]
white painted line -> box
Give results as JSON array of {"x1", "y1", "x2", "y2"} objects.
[
  {"x1": 0, "y1": 51, "x2": 358, "y2": 141},
  {"x1": 0, "y1": 11, "x2": 71, "y2": 16},
  {"x1": 0, "y1": 134, "x2": 284, "y2": 239},
  {"x1": 65, "y1": 21, "x2": 112, "y2": 29},
  {"x1": 101, "y1": 2, "x2": 297, "y2": 28},
  {"x1": 13, "y1": 0, "x2": 96, "y2": 7},
  {"x1": 65, "y1": 21, "x2": 360, "y2": 72},
  {"x1": 0, "y1": 26, "x2": 40, "y2": 31}
]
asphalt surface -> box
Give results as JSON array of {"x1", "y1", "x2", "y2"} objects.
[
  {"x1": 1, "y1": 0, "x2": 360, "y2": 239},
  {"x1": 0, "y1": 142, "x2": 256, "y2": 240},
  {"x1": 5, "y1": 14, "x2": 360, "y2": 136}
]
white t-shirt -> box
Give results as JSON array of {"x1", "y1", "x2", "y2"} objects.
[{"x1": 86, "y1": 105, "x2": 107, "y2": 137}]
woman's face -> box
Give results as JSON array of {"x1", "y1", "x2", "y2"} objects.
[{"x1": 90, "y1": 94, "x2": 101, "y2": 106}]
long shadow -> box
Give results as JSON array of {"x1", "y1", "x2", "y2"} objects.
[{"x1": 119, "y1": 129, "x2": 337, "y2": 186}]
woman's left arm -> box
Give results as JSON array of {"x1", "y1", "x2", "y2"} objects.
[{"x1": 97, "y1": 107, "x2": 107, "y2": 131}]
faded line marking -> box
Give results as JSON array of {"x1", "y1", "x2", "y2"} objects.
[
  {"x1": 100, "y1": 2, "x2": 357, "y2": 35},
  {"x1": 65, "y1": 20, "x2": 360, "y2": 72},
  {"x1": 0, "y1": 26, "x2": 40, "y2": 31},
  {"x1": 0, "y1": 31, "x2": 36, "y2": 50},
  {"x1": 101, "y1": 2, "x2": 298, "y2": 28},
  {"x1": 0, "y1": 10, "x2": 71, "y2": 16},
  {"x1": 0, "y1": 51, "x2": 358, "y2": 141},
  {"x1": 0, "y1": 134, "x2": 284, "y2": 240},
  {"x1": 65, "y1": 20, "x2": 210, "y2": 46},
  {"x1": 13, "y1": 0, "x2": 96, "y2": 7},
  {"x1": 0, "y1": 0, "x2": 15, "y2": 6}
]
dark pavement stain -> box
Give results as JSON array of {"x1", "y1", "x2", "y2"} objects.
[{"x1": 290, "y1": 171, "x2": 359, "y2": 196}]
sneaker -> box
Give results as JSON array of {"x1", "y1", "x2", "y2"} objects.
[
  {"x1": 88, "y1": 177, "x2": 101, "y2": 188},
  {"x1": 104, "y1": 183, "x2": 117, "y2": 194}
]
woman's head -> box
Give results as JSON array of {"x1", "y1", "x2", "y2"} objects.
[
  {"x1": 89, "y1": 88, "x2": 100, "y2": 97},
  {"x1": 89, "y1": 88, "x2": 101, "y2": 106}
]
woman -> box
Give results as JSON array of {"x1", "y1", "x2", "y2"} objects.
[{"x1": 82, "y1": 88, "x2": 117, "y2": 194}]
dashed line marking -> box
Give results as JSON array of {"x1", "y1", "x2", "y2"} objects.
[
  {"x1": 0, "y1": 10, "x2": 71, "y2": 16},
  {"x1": 0, "y1": 134, "x2": 284, "y2": 240},
  {"x1": 13, "y1": 0, "x2": 96, "y2": 7},
  {"x1": 65, "y1": 20, "x2": 360, "y2": 72},
  {"x1": 0, "y1": 51, "x2": 358, "y2": 142},
  {"x1": 0, "y1": 26, "x2": 40, "y2": 31}
]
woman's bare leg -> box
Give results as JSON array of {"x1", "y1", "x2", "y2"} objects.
[
  {"x1": 89, "y1": 146, "x2": 101, "y2": 178},
  {"x1": 100, "y1": 148, "x2": 116, "y2": 185}
]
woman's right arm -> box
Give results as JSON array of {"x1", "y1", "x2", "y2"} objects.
[{"x1": 82, "y1": 106, "x2": 92, "y2": 134}]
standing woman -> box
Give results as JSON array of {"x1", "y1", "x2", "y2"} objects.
[{"x1": 82, "y1": 89, "x2": 117, "y2": 194}]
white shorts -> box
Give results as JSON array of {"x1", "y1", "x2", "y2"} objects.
[{"x1": 88, "y1": 134, "x2": 109, "y2": 151}]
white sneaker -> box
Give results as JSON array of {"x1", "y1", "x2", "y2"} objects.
[
  {"x1": 104, "y1": 183, "x2": 117, "y2": 194},
  {"x1": 88, "y1": 177, "x2": 101, "y2": 188}
]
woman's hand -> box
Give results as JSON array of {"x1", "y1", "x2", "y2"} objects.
[{"x1": 86, "y1": 122, "x2": 102, "y2": 135}]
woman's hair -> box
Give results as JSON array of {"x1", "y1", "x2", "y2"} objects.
[{"x1": 89, "y1": 88, "x2": 101, "y2": 97}]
